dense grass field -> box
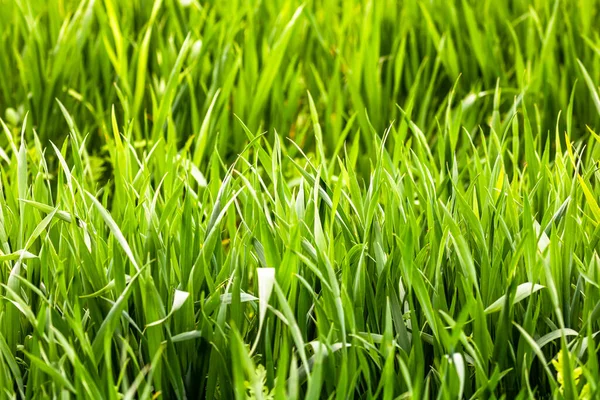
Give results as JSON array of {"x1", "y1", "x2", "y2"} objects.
[{"x1": 1, "y1": 0, "x2": 600, "y2": 398}]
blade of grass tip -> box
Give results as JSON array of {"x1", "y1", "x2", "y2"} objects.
[
  {"x1": 543, "y1": 197, "x2": 571, "y2": 236},
  {"x1": 0, "y1": 250, "x2": 37, "y2": 262},
  {"x1": 0, "y1": 119, "x2": 17, "y2": 156},
  {"x1": 19, "y1": 199, "x2": 75, "y2": 224},
  {"x1": 50, "y1": 141, "x2": 73, "y2": 189},
  {"x1": 17, "y1": 114, "x2": 28, "y2": 248},
  {"x1": 132, "y1": 0, "x2": 162, "y2": 120},
  {"x1": 396, "y1": 105, "x2": 433, "y2": 160},
  {"x1": 23, "y1": 353, "x2": 75, "y2": 393},
  {"x1": 85, "y1": 191, "x2": 140, "y2": 271},
  {"x1": 20, "y1": 208, "x2": 57, "y2": 257},
  {"x1": 287, "y1": 353, "x2": 299, "y2": 400},
  {"x1": 90, "y1": 263, "x2": 148, "y2": 365},
  {"x1": 138, "y1": 343, "x2": 166, "y2": 400},
  {"x1": 176, "y1": 154, "x2": 207, "y2": 187},
  {"x1": 123, "y1": 364, "x2": 152, "y2": 400},
  {"x1": 0, "y1": 145, "x2": 8, "y2": 164},
  {"x1": 111, "y1": 105, "x2": 123, "y2": 151},
  {"x1": 170, "y1": 330, "x2": 203, "y2": 343},
  {"x1": 577, "y1": 59, "x2": 600, "y2": 117},
  {"x1": 55, "y1": 99, "x2": 80, "y2": 140},
  {"x1": 132, "y1": 25, "x2": 153, "y2": 118},
  {"x1": 0, "y1": 333, "x2": 25, "y2": 397},
  {"x1": 250, "y1": 267, "x2": 276, "y2": 354},
  {"x1": 514, "y1": 322, "x2": 558, "y2": 389},
  {"x1": 449, "y1": 353, "x2": 466, "y2": 399},
  {"x1": 249, "y1": 5, "x2": 304, "y2": 128},
  {"x1": 272, "y1": 282, "x2": 310, "y2": 380},
  {"x1": 307, "y1": 91, "x2": 327, "y2": 178},
  {"x1": 205, "y1": 172, "x2": 232, "y2": 237},
  {"x1": 193, "y1": 89, "x2": 221, "y2": 165},
  {"x1": 152, "y1": 34, "x2": 192, "y2": 139},
  {"x1": 577, "y1": 175, "x2": 600, "y2": 226}
]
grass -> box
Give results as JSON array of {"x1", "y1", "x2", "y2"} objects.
[{"x1": 1, "y1": 0, "x2": 600, "y2": 398}]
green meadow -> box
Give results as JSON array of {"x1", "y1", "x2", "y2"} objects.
[{"x1": 1, "y1": 0, "x2": 600, "y2": 398}]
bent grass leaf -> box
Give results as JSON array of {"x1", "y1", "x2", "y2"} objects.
[
  {"x1": 146, "y1": 290, "x2": 190, "y2": 328},
  {"x1": 485, "y1": 283, "x2": 545, "y2": 314},
  {"x1": 250, "y1": 268, "x2": 276, "y2": 354}
]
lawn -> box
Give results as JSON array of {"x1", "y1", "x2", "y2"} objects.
[{"x1": 1, "y1": 0, "x2": 600, "y2": 398}]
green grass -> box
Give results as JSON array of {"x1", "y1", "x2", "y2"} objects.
[{"x1": 1, "y1": 0, "x2": 600, "y2": 398}]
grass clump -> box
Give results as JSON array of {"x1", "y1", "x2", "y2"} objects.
[{"x1": 1, "y1": 0, "x2": 600, "y2": 398}]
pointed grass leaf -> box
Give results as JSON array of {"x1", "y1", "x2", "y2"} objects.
[{"x1": 86, "y1": 191, "x2": 140, "y2": 271}]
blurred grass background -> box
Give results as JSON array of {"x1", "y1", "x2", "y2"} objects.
[
  {"x1": 1, "y1": 0, "x2": 599, "y2": 162},
  {"x1": 1, "y1": 0, "x2": 600, "y2": 398}
]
